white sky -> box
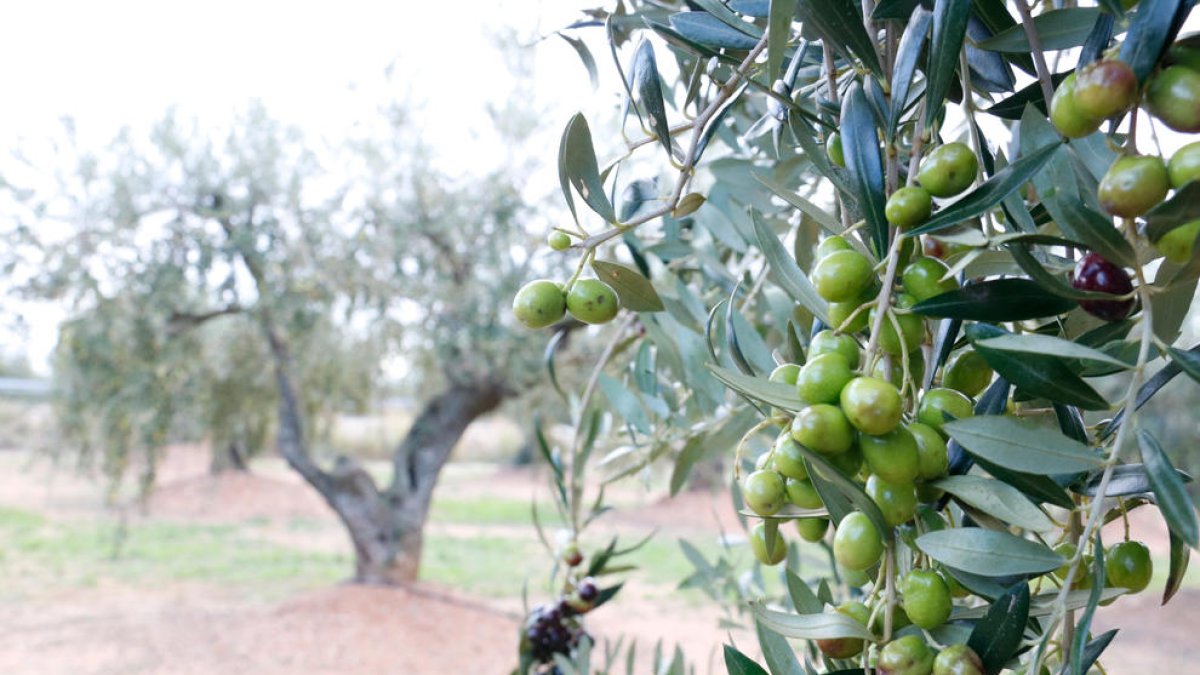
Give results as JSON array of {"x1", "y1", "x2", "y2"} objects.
[{"x1": 0, "y1": 0, "x2": 614, "y2": 373}]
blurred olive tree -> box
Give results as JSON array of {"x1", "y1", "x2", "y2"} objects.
[{"x1": 4, "y1": 94, "x2": 574, "y2": 583}]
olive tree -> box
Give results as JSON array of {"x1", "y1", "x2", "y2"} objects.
[
  {"x1": 6, "y1": 98, "x2": 569, "y2": 583},
  {"x1": 515, "y1": 1, "x2": 1200, "y2": 673}
]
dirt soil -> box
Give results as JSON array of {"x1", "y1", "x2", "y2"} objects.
[{"x1": 1, "y1": 445, "x2": 1197, "y2": 674}]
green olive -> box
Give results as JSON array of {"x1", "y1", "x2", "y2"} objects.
[
  {"x1": 786, "y1": 478, "x2": 824, "y2": 509},
  {"x1": 1106, "y1": 540, "x2": 1153, "y2": 593},
  {"x1": 816, "y1": 601, "x2": 869, "y2": 658},
  {"x1": 932, "y1": 645, "x2": 985, "y2": 675},
  {"x1": 827, "y1": 288, "x2": 874, "y2": 333},
  {"x1": 795, "y1": 517, "x2": 830, "y2": 542},
  {"x1": 813, "y1": 249, "x2": 875, "y2": 303},
  {"x1": 816, "y1": 234, "x2": 853, "y2": 258},
  {"x1": 1156, "y1": 220, "x2": 1200, "y2": 264},
  {"x1": 548, "y1": 231, "x2": 571, "y2": 251},
  {"x1": 827, "y1": 133, "x2": 846, "y2": 168},
  {"x1": 860, "y1": 426, "x2": 921, "y2": 484},
  {"x1": 909, "y1": 422, "x2": 949, "y2": 481},
  {"x1": 808, "y1": 330, "x2": 861, "y2": 369},
  {"x1": 773, "y1": 434, "x2": 810, "y2": 481},
  {"x1": 877, "y1": 635, "x2": 935, "y2": 675},
  {"x1": 566, "y1": 279, "x2": 620, "y2": 324},
  {"x1": 918, "y1": 143, "x2": 979, "y2": 198},
  {"x1": 1098, "y1": 155, "x2": 1170, "y2": 218},
  {"x1": 749, "y1": 522, "x2": 788, "y2": 566},
  {"x1": 1169, "y1": 140, "x2": 1200, "y2": 188},
  {"x1": 917, "y1": 388, "x2": 975, "y2": 434},
  {"x1": 886, "y1": 186, "x2": 934, "y2": 231},
  {"x1": 866, "y1": 474, "x2": 918, "y2": 526},
  {"x1": 512, "y1": 280, "x2": 566, "y2": 329},
  {"x1": 870, "y1": 295, "x2": 925, "y2": 356},
  {"x1": 902, "y1": 569, "x2": 953, "y2": 629},
  {"x1": 902, "y1": 257, "x2": 958, "y2": 303},
  {"x1": 942, "y1": 350, "x2": 993, "y2": 398},
  {"x1": 868, "y1": 349, "x2": 925, "y2": 389},
  {"x1": 833, "y1": 512, "x2": 884, "y2": 571},
  {"x1": 791, "y1": 403, "x2": 855, "y2": 455},
  {"x1": 742, "y1": 470, "x2": 787, "y2": 516},
  {"x1": 769, "y1": 363, "x2": 801, "y2": 386},
  {"x1": 796, "y1": 353, "x2": 854, "y2": 404},
  {"x1": 1147, "y1": 66, "x2": 1200, "y2": 133}
]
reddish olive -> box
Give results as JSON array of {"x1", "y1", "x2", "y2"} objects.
[
  {"x1": 841, "y1": 376, "x2": 904, "y2": 436},
  {"x1": 1073, "y1": 60, "x2": 1138, "y2": 120},
  {"x1": 902, "y1": 257, "x2": 958, "y2": 303},
  {"x1": 1050, "y1": 73, "x2": 1104, "y2": 139},
  {"x1": 918, "y1": 143, "x2": 978, "y2": 198},
  {"x1": 566, "y1": 279, "x2": 619, "y2": 325},
  {"x1": 813, "y1": 249, "x2": 875, "y2": 303},
  {"x1": 877, "y1": 635, "x2": 935, "y2": 675},
  {"x1": 796, "y1": 352, "x2": 854, "y2": 405},
  {"x1": 513, "y1": 280, "x2": 566, "y2": 329},
  {"x1": 742, "y1": 470, "x2": 787, "y2": 516},
  {"x1": 917, "y1": 388, "x2": 974, "y2": 434},
  {"x1": 1072, "y1": 252, "x2": 1134, "y2": 322},
  {"x1": 902, "y1": 569, "x2": 953, "y2": 629},
  {"x1": 886, "y1": 186, "x2": 934, "y2": 230},
  {"x1": 749, "y1": 522, "x2": 788, "y2": 566},
  {"x1": 1098, "y1": 155, "x2": 1170, "y2": 218},
  {"x1": 1106, "y1": 540, "x2": 1152, "y2": 593},
  {"x1": 791, "y1": 404, "x2": 855, "y2": 455},
  {"x1": 1147, "y1": 66, "x2": 1200, "y2": 133},
  {"x1": 866, "y1": 474, "x2": 918, "y2": 526},
  {"x1": 860, "y1": 426, "x2": 921, "y2": 484},
  {"x1": 833, "y1": 512, "x2": 884, "y2": 571},
  {"x1": 933, "y1": 645, "x2": 985, "y2": 675}
]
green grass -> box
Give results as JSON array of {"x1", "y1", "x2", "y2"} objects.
[
  {"x1": 428, "y1": 494, "x2": 562, "y2": 526},
  {"x1": 0, "y1": 506, "x2": 347, "y2": 599}
]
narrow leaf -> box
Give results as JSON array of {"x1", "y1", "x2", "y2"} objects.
[
  {"x1": 840, "y1": 83, "x2": 888, "y2": 258},
  {"x1": 890, "y1": 8, "x2": 932, "y2": 138},
  {"x1": 944, "y1": 415, "x2": 1104, "y2": 475},
  {"x1": 932, "y1": 475, "x2": 1054, "y2": 531},
  {"x1": 751, "y1": 210, "x2": 830, "y2": 323},
  {"x1": 1164, "y1": 531, "x2": 1191, "y2": 605},
  {"x1": 724, "y1": 645, "x2": 770, "y2": 675},
  {"x1": 1120, "y1": 0, "x2": 1192, "y2": 82},
  {"x1": 911, "y1": 278, "x2": 1077, "y2": 321},
  {"x1": 976, "y1": 8, "x2": 1103, "y2": 52},
  {"x1": 975, "y1": 333, "x2": 1130, "y2": 369},
  {"x1": 926, "y1": 0, "x2": 972, "y2": 126},
  {"x1": 631, "y1": 40, "x2": 673, "y2": 158},
  {"x1": 708, "y1": 364, "x2": 805, "y2": 410},
  {"x1": 967, "y1": 583, "x2": 1030, "y2": 675},
  {"x1": 1137, "y1": 429, "x2": 1200, "y2": 548},
  {"x1": 561, "y1": 113, "x2": 616, "y2": 222},
  {"x1": 592, "y1": 260, "x2": 665, "y2": 312},
  {"x1": 755, "y1": 619, "x2": 807, "y2": 675},
  {"x1": 752, "y1": 603, "x2": 874, "y2": 640},
  {"x1": 917, "y1": 529, "x2": 1063, "y2": 576}
]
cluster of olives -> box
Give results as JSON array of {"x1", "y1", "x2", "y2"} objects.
[
  {"x1": 817, "y1": 600, "x2": 984, "y2": 674},
  {"x1": 1053, "y1": 50, "x2": 1200, "y2": 140},
  {"x1": 513, "y1": 278, "x2": 621, "y2": 328},
  {"x1": 522, "y1": 546, "x2": 599, "y2": 666}
]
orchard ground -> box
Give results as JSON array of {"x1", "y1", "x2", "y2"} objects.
[{"x1": 0, "y1": 433, "x2": 1197, "y2": 674}]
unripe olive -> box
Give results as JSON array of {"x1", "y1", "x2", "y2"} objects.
[
  {"x1": 796, "y1": 352, "x2": 854, "y2": 404},
  {"x1": 769, "y1": 363, "x2": 801, "y2": 386},
  {"x1": 786, "y1": 478, "x2": 824, "y2": 509},
  {"x1": 918, "y1": 143, "x2": 978, "y2": 198},
  {"x1": 866, "y1": 474, "x2": 918, "y2": 526},
  {"x1": 869, "y1": 349, "x2": 925, "y2": 388},
  {"x1": 1073, "y1": 60, "x2": 1138, "y2": 120},
  {"x1": 917, "y1": 388, "x2": 974, "y2": 434},
  {"x1": 816, "y1": 600, "x2": 869, "y2": 658},
  {"x1": 841, "y1": 377, "x2": 904, "y2": 436},
  {"x1": 773, "y1": 434, "x2": 810, "y2": 481},
  {"x1": 795, "y1": 517, "x2": 830, "y2": 542},
  {"x1": 871, "y1": 294, "x2": 925, "y2": 357},
  {"x1": 808, "y1": 329, "x2": 861, "y2": 368},
  {"x1": 828, "y1": 289, "x2": 874, "y2": 333},
  {"x1": 548, "y1": 231, "x2": 571, "y2": 251},
  {"x1": 933, "y1": 644, "x2": 985, "y2": 675},
  {"x1": 1098, "y1": 155, "x2": 1170, "y2": 218},
  {"x1": 749, "y1": 522, "x2": 788, "y2": 566},
  {"x1": 877, "y1": 635, "x2": 935, "y2": 675},
  {"x1": 909, "y1": 421, "x2": 949, "y2": 481},
  {"x1": 791, "y1": 403, "x2": 855, "y2": 455},
  {"x1": 742, "y1": 470, "x2": 787, "y2": 516},
  {"x1": 566, "y1": 279, "x2": 619, "y2": 325},
  {"x1": 860, "y1": 426, "x2": 921, "y2": 484},
  {"x1": 886, "y1": 186, "x2": 934, "y2": 230},
  {"x1": 942, "y1": 350, "x2": 993, "y2": 398},
  {"x1": 833, "y1": 512, "x2": 884, "y2": 571},
  {"x1": 1051, "y1": 73, "x2": 1104, "y2": 139},
  {"x1": 902, "y1": 569, "x2": 953, "y2": 629},
  {"x1": 902, "y1": 257, "x2": 958, "y2": 303},
  {"x1": 827, "y1": 132, "x2": 846, "y2": 168},
  {"x1": 813, "y1": 249, "x2": 875, "y2": 302},
  {"x1": 1156, "y1": 220, "x2": 1200, "y2": 264},
  {"x1": 513, "y1": 280, "x2": 566, "y2": 329},
  {"x1": 1168, "y1": 140, "x2": 1200, "y2": 188},
  {"x1": 1106, "y1": 540, "x2": 1153, "y2": 593},
  {"x1": 816, "y1": 234, "x2": 853, "y2": 258},
  {"x1": 1147, "y1": 66, "x2": 1200, "y2": 133}
]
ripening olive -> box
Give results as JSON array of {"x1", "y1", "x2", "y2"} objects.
[
  {"x1": 566, "y1": 279, "x2": 620, "y2": 324},
  {"x1": 1072, "y1": 252, "x2": 1135, "y2": 322},
  {"x1": 513, "y1": 280, "x2": 566, "y2": 329},
  {"x1": 933, "y1": 645, "x2": 985, "y2": 675},
  {"x1": 1073, "y1": 60, "x2": 1138, "y2": 120},
  {"x1": 841, "y1": 377, "x2": 904, "y2": 436},
  {"x1": 1051, "y1": 73, "x2": 1104, "y2": 139},
  {"x1": 1098, "y1": 155, "x2": 1170, "y2": 218},
  {"x1": 918, "y1": 143, "x2": 978, "y2": 198}
]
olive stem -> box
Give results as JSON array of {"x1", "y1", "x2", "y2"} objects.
[
  {"x1": 884, "y1": 543, "x2": 896, "y2": 643},
  {"x1": 905, "y1": 99, "x2": 928, "y2": 188},
  {"x1": 1015, "y1": 0, "x2": 1056, "y2": 106},
  {"x1": 863, "y1": 228, "x2": 903, "y2": 374},
  {"x1": 572, "y1": 34, "x2": 769, "y2": 252}
]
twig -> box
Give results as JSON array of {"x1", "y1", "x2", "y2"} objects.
[{"x1": 1015, "y1": 0, "x2": 1056, "y2": 105}]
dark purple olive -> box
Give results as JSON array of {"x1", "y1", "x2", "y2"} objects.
[{"x1": 1072, "y1": 252, "x2": 1134, "y2": 321}]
